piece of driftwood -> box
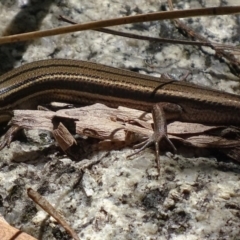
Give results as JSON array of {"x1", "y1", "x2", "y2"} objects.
[
  {"x1": 0, "y1": 216, "x2": 37, "y2": 240},
  {"x1": 7, "y1": 103, "x2": 240, "y2": 162}
]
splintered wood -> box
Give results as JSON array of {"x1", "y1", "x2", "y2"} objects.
[{"x1": 7, "y1": 103, "x2": 240, "y2": 163}]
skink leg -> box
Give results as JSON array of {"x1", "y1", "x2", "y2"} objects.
[
  {"x1": 0, "y1": 125, "x2": 22, "y2": 150},
  {"x1": 128, "y1": 103, "x2": 181, "y2": 175}
]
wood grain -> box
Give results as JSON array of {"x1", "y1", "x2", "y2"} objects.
[{"x1": 0, "y1": 217, "x2": 37, "y2": 240}]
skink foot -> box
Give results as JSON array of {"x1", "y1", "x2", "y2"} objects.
[{"x1": 128, "y1": 103, "x2": 179, "y2": 175}]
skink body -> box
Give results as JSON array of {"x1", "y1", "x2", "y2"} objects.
[{"x1": 0, "y1": 58, "x2": 240, "y2": 125}]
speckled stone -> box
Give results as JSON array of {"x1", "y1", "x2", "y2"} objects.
[{"x1": 0, "y1": 1, "x2": 240, "y2": 240}]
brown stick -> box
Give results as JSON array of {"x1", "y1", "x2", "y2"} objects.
[
  {"x1": 27, "y1": 188, "x2": 80, "y2": 240},
  {"x1": 0, "y1": 7, "x2": 239, "y2": 44}
]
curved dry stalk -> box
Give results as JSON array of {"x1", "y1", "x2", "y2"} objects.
[{"x1": 59, "y1": 15, "x2": 240, "y2": 53}]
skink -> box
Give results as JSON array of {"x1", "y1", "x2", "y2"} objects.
[
  {"x1": 1, "y1": 58, "x2": 240, "y2": 171},
  {"x1": 1, "y1": 58, "x2": 240, "y2": 125}
]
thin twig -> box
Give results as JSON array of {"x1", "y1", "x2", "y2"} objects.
[
  {"x1": 168, "y1": 0, "x2": 240, "y2": 76},
  {"x1": 59, "y1": 15, "x2": 240, "y2": 51},
  {"x1": 27, "y1": 188, "x2": 80, "y2": 240}
]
